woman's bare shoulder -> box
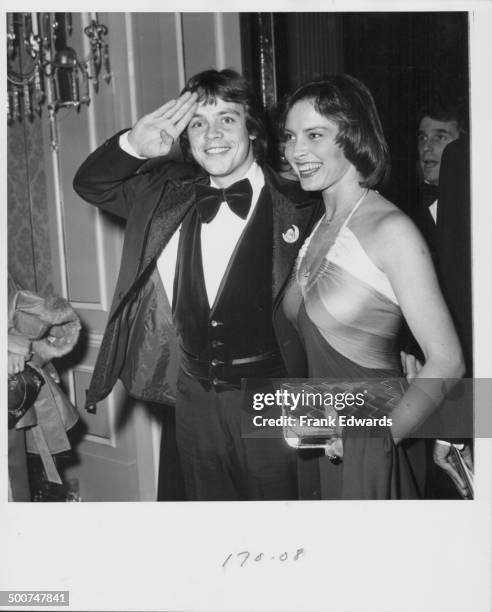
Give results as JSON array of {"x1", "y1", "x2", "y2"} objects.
[
  {"x1": 356, "y1": 191, "x2": 418, "y2": 237},
  {"x1": 352, "y1": 191, "x2": 426, "y2": 267}
]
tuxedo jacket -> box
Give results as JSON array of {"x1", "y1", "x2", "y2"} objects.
[
  {"x1": 436, "y1": 138, "x2": 472, "y2": 374},
  {"x1": 435, "y1": 138, "x2": 472, "y2": 442},
  {"x1": 413, "y1": 138, "x2": 472, "y2": 441},
  {"x1": 412, "y1": 139, "x2": 471, "y2": 362},
  {"x1": 73, "y1": 132, "x2": 321, "y2": 410}
]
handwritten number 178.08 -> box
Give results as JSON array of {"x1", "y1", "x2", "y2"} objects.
[{"x1": 222, "y1": 548, "x2": 304, "y2": 568}]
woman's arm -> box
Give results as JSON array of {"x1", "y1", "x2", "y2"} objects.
[{"x1": 375, "y1": 211, "x2": 465, "y2": 443}]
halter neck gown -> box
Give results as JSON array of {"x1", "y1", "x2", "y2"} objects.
[{"x1": 283, "y1": 194, "x2": 425, "y2": 499}]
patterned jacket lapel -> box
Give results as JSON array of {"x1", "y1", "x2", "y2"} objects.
[
  {"x1": 139, "y1": 171, "x2": 206, "y2": 274},
  {"x1": 265, "y1": 167, "x2": 322, "y2": 304},
  {"x1": 137, "y1": 164, "x2": 320, "y2": 308}
]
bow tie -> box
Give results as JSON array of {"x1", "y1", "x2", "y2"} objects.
[
  {"x1": 420, "y1": 182, "x2": 439, "y2": 208},
  {"x1": 195, "y1": 178, "x2": 253, "y2": 223}
]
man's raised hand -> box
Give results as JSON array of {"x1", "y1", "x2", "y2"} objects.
[{"x1": 127, "y1": 91, "x2": 198, "y2": 158}]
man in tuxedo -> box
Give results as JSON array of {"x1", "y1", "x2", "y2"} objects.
[
  {"x1": 405, "y1": 100, "x2": 472, "y2": 497},
  {"x1": 413, "y1": 100, "x2": 463, "y2": 255},
  {"x1": 73, "y1": 69, "x2": 320, "y2": 501},
  {"x1": 429, "y1": 137, "x2": 473, "y2": 498}
]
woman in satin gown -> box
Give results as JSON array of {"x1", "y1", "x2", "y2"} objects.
[{"x1": 281, "y1": 75, "x2": 464, "y2": 499}]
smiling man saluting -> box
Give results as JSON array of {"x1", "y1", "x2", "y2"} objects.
[{"x1": 73, "y1": 69, "x2": 321, "y2": 501}]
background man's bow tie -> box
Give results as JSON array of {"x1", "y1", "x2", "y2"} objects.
[
  {"x1": 421, "y1": 182, "x2": 439, "y2": 208},
  {"x1": 195, "y1": 178, "x2": 253, "y2": 223}
]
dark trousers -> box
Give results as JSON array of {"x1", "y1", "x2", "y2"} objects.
[
  {"x1": 157, "y1": 404, "x2": 187, "y2": 502},
  {"x1": 174, "y1": 369, "x2": 298, "y2": 501}
]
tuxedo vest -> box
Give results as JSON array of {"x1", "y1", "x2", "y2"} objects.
[{"x1": 173, "y1": 187, "x2": 286, "y2": 389}]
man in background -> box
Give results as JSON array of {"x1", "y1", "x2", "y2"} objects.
[
  {"x1": 413, "y1": 98, "x2": 463, "y2": 255},
  {"x1": 405, "y1": 98, "x2": 472, "y2": 498},
  {"x1": 430, "y1": 137, "x2": 473, "y2": 498}
]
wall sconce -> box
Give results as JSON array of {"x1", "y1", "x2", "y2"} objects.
[{"x1": 7, "y1": 12, "x2": 111, "y2": 122}]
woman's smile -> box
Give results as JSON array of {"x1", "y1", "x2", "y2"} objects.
[{"x1": 283, "y1": 99, "x2": 354, "y2": 193}]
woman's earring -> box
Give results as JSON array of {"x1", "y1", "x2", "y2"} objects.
[{"x1": 249, "y1": 135, "x2": 256, "y2": 140}]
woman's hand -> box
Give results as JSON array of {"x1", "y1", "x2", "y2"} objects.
[
  {"x1": 325, "y1": 436, "x2": 343, "y2": 462},
  {"x1": 127, "y1": 92, "x2": 198, "y2": 158},
  {"x1": 8, "y1": 351, "x2": 27, "y2": 375},
  {"x1": 322, "y1": 405, "x2": 344, "y2": 461},
  {"x1": 400, "y1": 350, "x2": 423, "y2": 382}
]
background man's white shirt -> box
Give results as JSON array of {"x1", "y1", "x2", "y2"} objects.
[{"x1": 429, "y1": 199, "x2": 438, "y2": 223}]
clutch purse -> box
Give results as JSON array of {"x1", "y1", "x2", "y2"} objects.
[
  {"x1": 281, "y1": 377, "x2": 407, "y2": 451},
  {"x1": 8, "y1": 364, "x2": 44, "y2": 429}
]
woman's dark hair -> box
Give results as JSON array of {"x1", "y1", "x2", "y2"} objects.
[
  {"x1": 179, "y1": 69, "x2": 268, "y2": 164},
  {"x1": 281, "y1": 74, "x2": 389, "y2": 187}
]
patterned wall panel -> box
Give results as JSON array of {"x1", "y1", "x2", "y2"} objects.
[{"x1": 7, "y1": 118, "x2": 54, "y2": 296}]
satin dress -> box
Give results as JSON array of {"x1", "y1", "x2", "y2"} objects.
[{"x1": 283, "y1": 195, "x2": 425, "y2": 499}]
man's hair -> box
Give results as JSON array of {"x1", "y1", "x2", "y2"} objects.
[
  {"x1": 179, "y1": 69, "x2": 268, "y2": 164},
  {"x1": 417, "y1": 93, "x2": 467, "y2": 134},
  {"x1": 281, "y1": 74, "x2": 389, "y2": 188}
]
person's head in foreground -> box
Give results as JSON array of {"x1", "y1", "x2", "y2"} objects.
[
  {"x1": 180, "y1": 69, "x2": 267, "y2": 187},
  {"x1": 281, "y1": 74, "x2": 389, "y2": 194}
]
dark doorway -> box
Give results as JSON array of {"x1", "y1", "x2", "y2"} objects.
[{"x1": 240, "y1": 12, "x2": 469, "y2": 214}]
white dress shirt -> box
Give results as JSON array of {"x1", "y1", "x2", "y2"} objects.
[
  {"x1": 420, "y1": 180, "x2": 439, "y2": 223},
  {"x1": 428, "y1": 199, "x2": 438, "y2": 223},
  {"x1": 199, "y1": 162, "x2": 264, "y2": 305},
  {"x1": 119, "y1": 131, "x2": 265, "y2": 306}
]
